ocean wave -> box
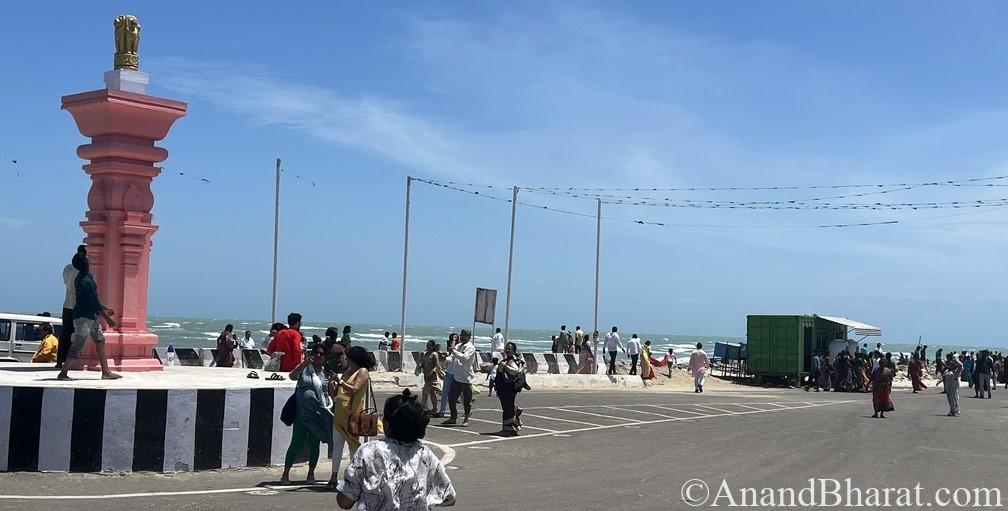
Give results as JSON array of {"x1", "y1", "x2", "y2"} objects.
[{"x1": 150, "y1": 322, "x2": 182, "y2": 329}]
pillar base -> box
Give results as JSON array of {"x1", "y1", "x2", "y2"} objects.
[
  {"x1": 67, "y1": 357, "x2": 163, "y2": 372},
  {"x1": 66, "y1": 331, "x2": 162, "y2": 372}
]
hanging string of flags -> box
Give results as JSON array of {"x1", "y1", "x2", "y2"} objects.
[
  {"x1": 523, "y1": 184, "x2": 928, "y2": 203},
  {"x1": 280, "y1": 168, "x2": 316, "y2": 188},
  {"x1": 435, "y1": 174, "x2": 1008, "y2": 193},
  {"x1": 411, "y1": 177, "x2": 1008, "y2": 229},
  {"x1": 0, "y1": 152, "x2": 20, "y2": 178},
  {"x1": 409, "y1": 178, "x2": 923, "y2": 229},
  {"x1": 416, "y1": 177, "x2": 1008, "y2": 210},
  {"x1": 161, "y1": 168, "x2": 211, "y2": 183}
]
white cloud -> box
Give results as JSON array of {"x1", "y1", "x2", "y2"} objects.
[
  {"x1": 0, "y1": 217, "x2": 27, "y2": 228},
  {"x1": 148, "y1": 9, "x2": 1008, "y2": 265}
]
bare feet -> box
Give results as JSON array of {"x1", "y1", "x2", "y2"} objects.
[{"x1": 102, "y1": 372, "x2": 122, "y2": 380}]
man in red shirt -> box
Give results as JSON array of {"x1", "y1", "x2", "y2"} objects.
[{"x1": 268, "y1": 312, "x2": 304, "y2": 372}]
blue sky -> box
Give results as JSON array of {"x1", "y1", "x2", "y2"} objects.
[{"x1": 2, "y1": 2, "x2": 1008, "y2": 344}]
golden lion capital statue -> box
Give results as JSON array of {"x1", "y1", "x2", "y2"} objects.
[{"x1": 114, "y1": 15, "x2": 141, "y2": 70}]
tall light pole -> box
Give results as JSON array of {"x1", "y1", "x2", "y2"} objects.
[
  {"x1": 399, "y1": 176, "x2": 412, "y2": 363},
  {"x1": 503, "y1": 186, "x2": 518, "y2": 342},
  {"x1": 593, "y1": 198, "x2": 601, "y2": 372},
  {"x1": 271, "y1": 158, "x2": 281, "y2": 325}
]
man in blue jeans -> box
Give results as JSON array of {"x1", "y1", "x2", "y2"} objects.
[
  {"x1": 437, "y1": 334, "x2": 458, "y2": 418},
  {"x1": 443, "y1": 329, "x2": 476, "y2": 427}
]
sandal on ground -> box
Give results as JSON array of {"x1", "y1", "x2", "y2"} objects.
[
  {"x1": 267, "y1": 373, "x2": 284, "y2": 381},
  {"x1": 247, "y1": 371, "x2": 260, "y2": 379}
]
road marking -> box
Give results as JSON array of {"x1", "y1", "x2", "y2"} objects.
[
  {"x1": 424, "y1": 440, "x2": 456, "y2": 467},
  {"x1": 694, "y1": 404, "x2": 740, "y2": 414},
  {"x1": 445, "y1": 401, "x2": 852, "y2": 449},
  {"x1": 519, "y1": 412, "x2": 602, "y2": 427},
  {"x1": 601, "y1": 405, "x2": 679, "y2": 419},
  {"x1": 431, "y1": 424, "x2": 484, "y2": 436},
  {"x1": 733, "y1": 403, "x2": 771, "y2": 412},
  {"x1": 464, "y1": 416, "x2": 559, "y2": 433},
  {"x1": 644, "y1": 404, "x2": 707, "y2": 415},
  {"x1": 0, "y1": 439, "x2": 459, "y2": 502},
  {"x1": 759, "y1": 402, "x2": 788, "y2": 408},
  {"x1": 0, "y1": 486, "x2": 313, "y2": 500},
  {"x1": 552, "y1": 408, "x2": 644, "y2": 422}
]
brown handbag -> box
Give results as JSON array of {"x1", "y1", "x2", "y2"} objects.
[{"x1": 348, "y1": 379, "x2": 379, "y2": 437}]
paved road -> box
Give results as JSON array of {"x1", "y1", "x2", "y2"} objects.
[{"x1": 2, "y1": 386, "x2": 1008, "y2": 510}]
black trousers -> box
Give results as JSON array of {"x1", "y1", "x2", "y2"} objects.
[
  {"x1": 498, "y1": 388, "x2": 519, "y2": 432},
  {"x1": 607, "y1": 351, "x2": 618, "y2": 374},
  {"x1": 448, "y1": 379, "x2": 472, "y2": 419},
  {"x1": 56, "y1": 307, "x2": 74, "y2": 366},
  {"x1": 629, "y1": 354, "x2": 639, "y2": 375}
]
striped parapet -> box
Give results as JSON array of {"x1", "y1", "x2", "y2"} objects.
[{"x1": 0, "y1": 385, "x2": 298, "y2": 473}]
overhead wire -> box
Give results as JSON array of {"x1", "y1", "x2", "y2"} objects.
[
  {"x1": 410, "y1": 177, "x2": 961, "y2": 229},
  {"x1": 471, "y1": 175, "x2": 1008, "y2": 192}
]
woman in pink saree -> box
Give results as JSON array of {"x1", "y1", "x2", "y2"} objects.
[{"x1": 575, "y1": 336, "x2": 595, "y2": 374}]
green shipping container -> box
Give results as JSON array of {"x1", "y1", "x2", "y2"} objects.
[{"x1": 746, "y1": 315, "x2": 849, "y2": 380}]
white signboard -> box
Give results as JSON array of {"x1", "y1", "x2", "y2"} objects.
[{"x1": 474, "y1": 288, "x2": 497, "y2": 325}]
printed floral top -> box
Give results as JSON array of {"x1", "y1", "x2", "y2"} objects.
[{"x1": 338, "y1": 437, "x2": 456, "y2": 510}]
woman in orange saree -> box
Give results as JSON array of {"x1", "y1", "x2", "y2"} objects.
[
  {"x1": 909, "y1": 354, "x2": 928, "y2": 393},
  {"x1": 871, "y1": 357, "x2": 895, "y2": 418}
]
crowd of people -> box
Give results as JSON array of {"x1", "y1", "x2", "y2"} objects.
[
  {"x1": 803, "y1": 342, "x2": 1008, "y2": 419},
  {"x1": 261, "y1": 312, "x2": 456, "y2": 508}
]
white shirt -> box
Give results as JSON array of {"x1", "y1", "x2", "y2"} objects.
[
  {"x1": 338, "y1": 438, "x2": 455, "y2": 510},
  {"x1": 626, "y1": 338, "x2": 642, "y2": 356},
  {"x1": 490, "y1": 332, "x2": 505, "y2": 354},
  {"x1": 239, "y1": 336, "x2": 256, "y2": 350},
  {"x1": 62, "y1": 264, "x2": 79, "y2": 310},
  {"x1": 448, "y1": 341, "x2": 477, "y2": 383},
  {"x1": 604, "y1": 332, "x2": 623, "y2": 352}
]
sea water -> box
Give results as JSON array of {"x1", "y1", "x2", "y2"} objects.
[{"x1": 147, "y1": 316, "x2": 1000, "y2": 360}]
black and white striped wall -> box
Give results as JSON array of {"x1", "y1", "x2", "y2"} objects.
[
  {"x1": 0, "y1": 385, "x2": 296, "y2": 473},
  {"x1": 373, "y1": 351, "x2": 606, "y2": 375},
  {"x1": 154, "y1": 347, "x2": 606, "y2": 375}
]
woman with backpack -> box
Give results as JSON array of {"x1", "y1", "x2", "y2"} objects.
[{"x1": 494, "y1": 341, "x2": 528, "y2": 437}]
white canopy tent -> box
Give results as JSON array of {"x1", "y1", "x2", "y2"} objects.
[{"x1": 816, "y1": 315, "x2": 882, "y2": 337}]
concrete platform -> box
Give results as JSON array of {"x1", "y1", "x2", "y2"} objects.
[
  {"x1": 3, "y1": 387, "x2": 1001, "y2": 510},
  {"x1": 0, "y1": 364, "x2": 297, "y2": 390},
  {"x1": 0, "y1": 362, "x2": 644, "y2": 475}
]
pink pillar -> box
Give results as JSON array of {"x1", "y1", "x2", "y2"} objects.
[{"x1": 61, "y1": 88, "x2": 187, "y2": 371}]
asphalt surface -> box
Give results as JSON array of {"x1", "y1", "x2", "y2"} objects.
[{"x1": 2, "y1": 385, "x2": 1008, "y2": 510}]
